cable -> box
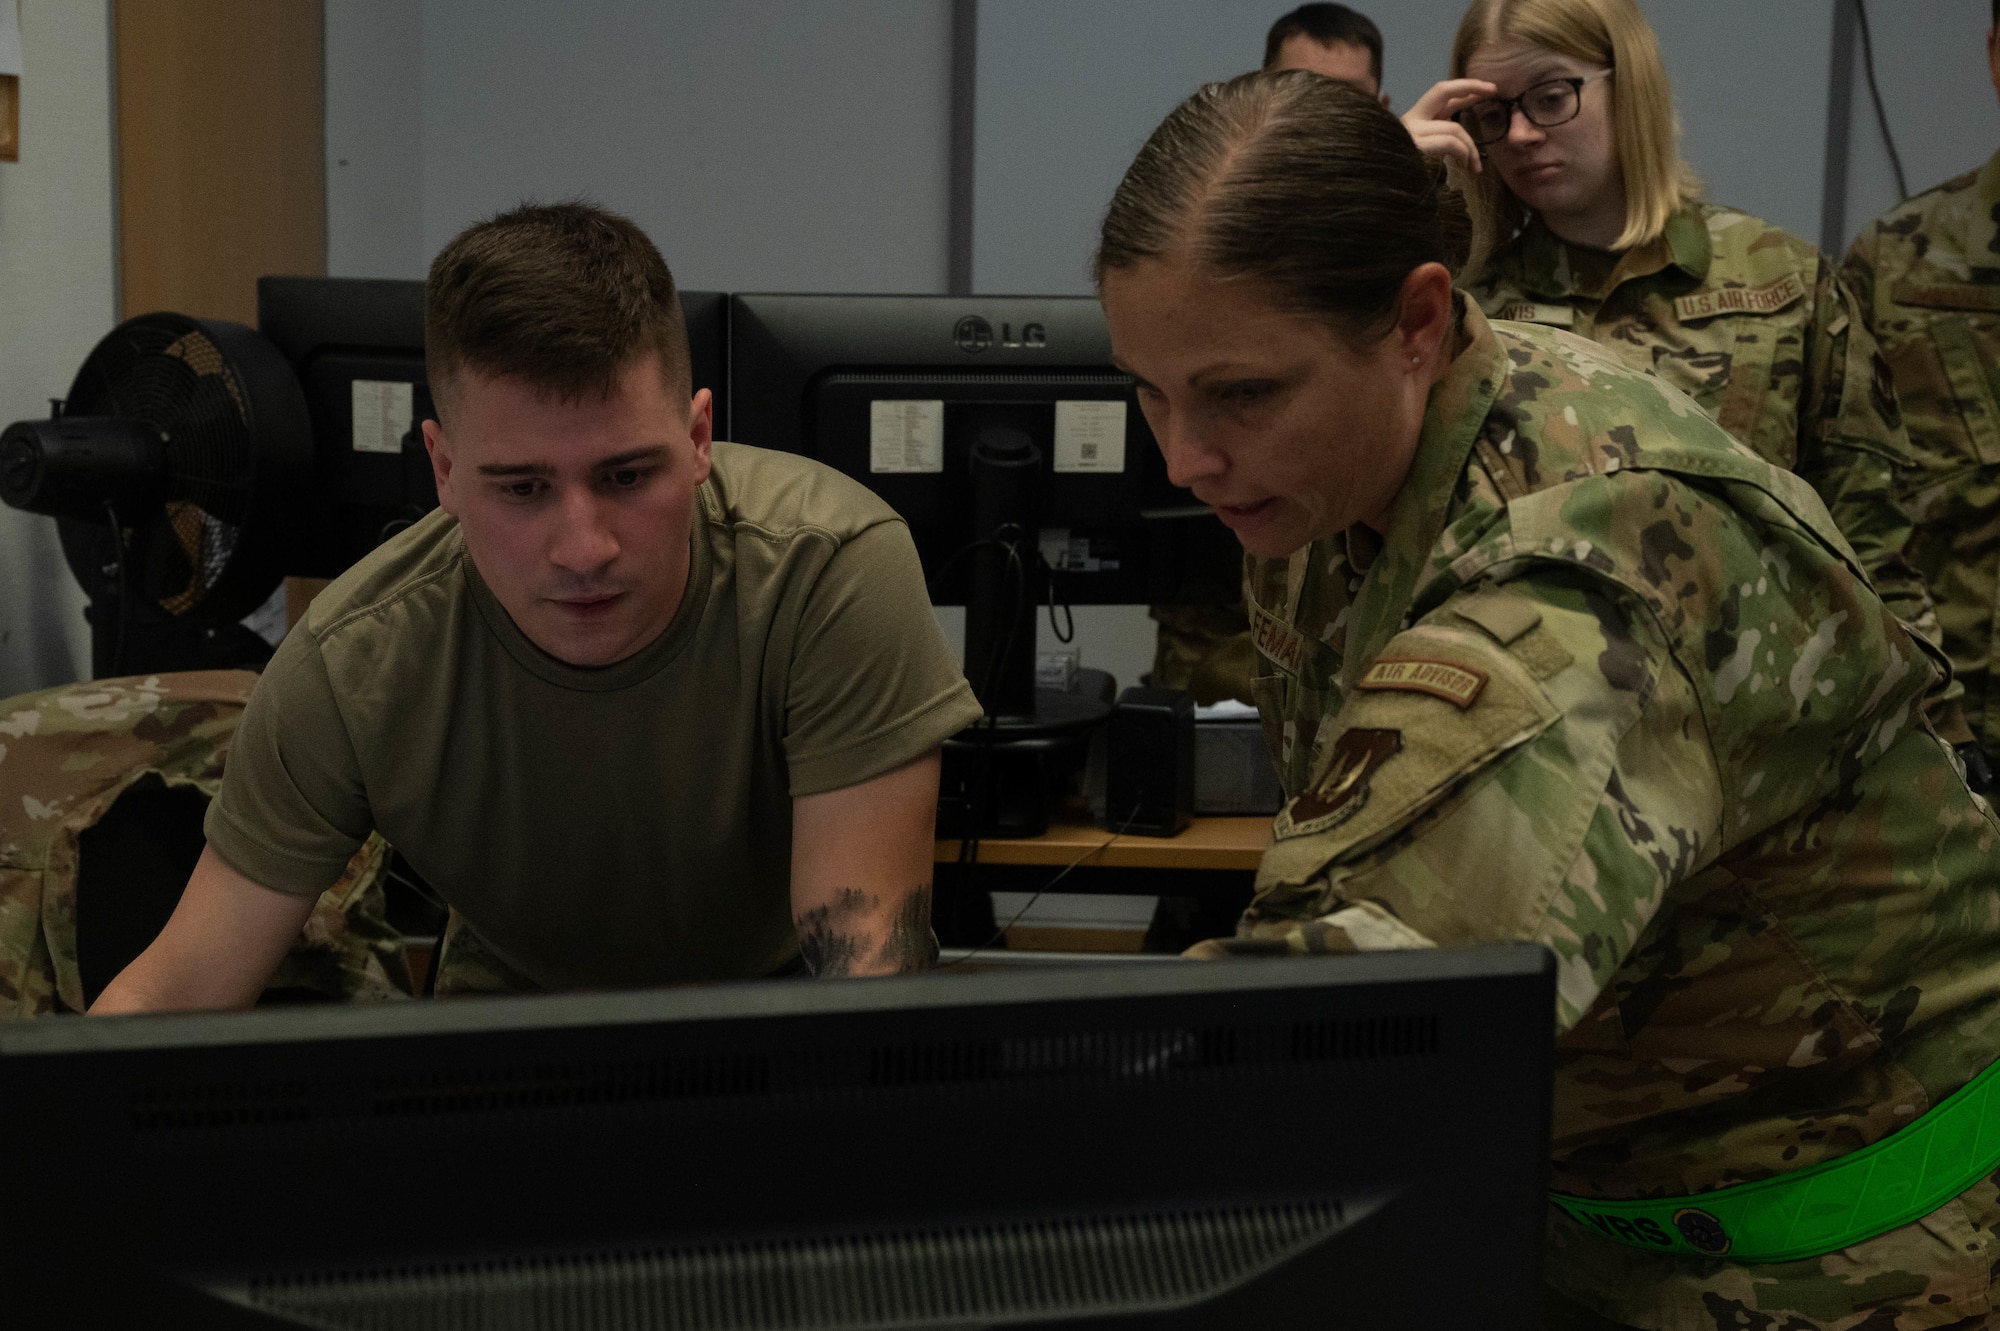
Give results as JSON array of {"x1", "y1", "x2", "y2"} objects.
[
  {"x1": 939, "y1": 801, "x2": 1147, "y2": 968},
  {"x1": 1854, "y1": 0, "x2": 1909, "y2": 201},
  {"x1": 1041, "y1": 548, "x2": 1075, "y2": 645},
  {"x1": 100, "y1": 502, "x2": 130, "y2": 678},
  {"x1": 956, "y1": 530, "x2": 1031, "y2": 870}
]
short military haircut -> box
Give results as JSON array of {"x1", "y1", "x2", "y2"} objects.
[
  {"x1": 1262, "y1": 3, "x2": 1384, "y2": 85},
  {"x1": 424, "y1": 201, "x2": 691, "y2": 420}
]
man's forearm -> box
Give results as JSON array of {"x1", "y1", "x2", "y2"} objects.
[
  {"x1": 794, "y1": 883, "x2": 939, "y2": 977},
  {"x1": 88, "y1": 844, "x2": 317, "y2": 1014}
]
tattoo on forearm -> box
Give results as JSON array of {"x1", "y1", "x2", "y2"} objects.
[
  {"x1": 795, "y1": 884, "x2": 938, "y2": 977},
  {"x1": 796, "y1": 888, "x2": 869, "y2": 977}
]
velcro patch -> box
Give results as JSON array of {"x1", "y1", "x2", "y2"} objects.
[
  {"x1": 1250, "y1": 600, "x2": 1305, "y2": 673},
  {"x1": 1452, "y1": 589, "x2": 1543, "y2": 647},
  {"x1": 1891, "y1": 279, "x2": 2000, "y2": 313},
  {"x1": 1492, "y1": 301, "x2": 1576, "y2": 327},
  {"x1": 1357, "y1": 658, "x2": 1489, "y2": 709},
  {"x1": 1674, "y1": 273, "x2": 1806, "y2": 322}
]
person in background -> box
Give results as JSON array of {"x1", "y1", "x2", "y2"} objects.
[
  {"x1": 1148, "y1": 2, "x2": 1395, "y2": 707},
  {"x1": 1842, "y1": 1, "x2": 2000, "y2": 790},
  {"x1": 1098, "y1": 66, "x2": 2000, "y2": 1330},
  {"x1": 1433, "y1": 0, "x2": 1972, "y2": 766},
  {"x1": 1264, "y1": 3, "x2": 1387, "y2": 102}
]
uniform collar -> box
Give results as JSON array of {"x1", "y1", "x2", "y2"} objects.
[
  {"x1": 1504, "y1": 203, "x2": 1711, "y2": 300},
  {"x1": 1340, "y1": 296, "x2": 1508, "y2": 683}
]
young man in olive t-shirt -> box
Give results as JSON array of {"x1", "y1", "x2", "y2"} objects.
[{"x1": 92, "y1": 203, "x2": 981, "y2": 1008}]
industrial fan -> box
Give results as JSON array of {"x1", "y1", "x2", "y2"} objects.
[{"x1": 0, "y1": 313, "x2": 312, "y2": 677}]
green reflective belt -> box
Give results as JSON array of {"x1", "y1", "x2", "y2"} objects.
[{"x1": 1551, "y1": 1053, "x2": 2000, "y2": 1264}]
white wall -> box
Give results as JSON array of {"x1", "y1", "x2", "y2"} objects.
[
  {"x1": 1836, "y1": 0, "x2": 2000, "y2": 253},
  {"x1": 0, "y1": 0, "x2": 115, "y2": 698}
]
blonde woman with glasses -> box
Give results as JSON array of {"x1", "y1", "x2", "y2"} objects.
[{"x1": 1419, "y1": 0, "x2": 1976, "y2": 777}]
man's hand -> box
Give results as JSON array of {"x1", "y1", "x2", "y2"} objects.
[
  {"x1": 790, "y1": 749, "x2": 944, "y2": 976},
  {"x1": 89, "y1": 845, "x2": 316, "y2": 1013},
  {"x1": 1401, "y1": 78, "x2": 1498, "y2": 174}
]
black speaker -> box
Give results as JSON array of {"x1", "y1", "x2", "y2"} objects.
[{"x1": 1106, "y1": 687, "x2": 1195, "y2": 837}]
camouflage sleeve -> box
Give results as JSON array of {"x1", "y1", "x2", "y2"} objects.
[
  {"x1": 1148, "y1": 601, "x2": 1255, "y2": 706},
  {"x1": 1798, "y1": 262, "x2": 1943, "y2": 654},
  {"x1": 1190, "y1": 570, "x2": 1721, "y2": 1032},
  {"x1": 1825, "y1": 245, "x2": 1973, "y2": 740},
  {"x1": 1838, "y1": 226, "x2": 1879, "y2": 313}
]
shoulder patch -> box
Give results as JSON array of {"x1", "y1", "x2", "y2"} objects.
[
  {"x1": 1274, "y1": 728, "x2": 1402, "y2": 839},
  {"x1": 1674, "y1": 273, "x2": 1806, "y2": 322},
  {"x1": 1492, "y1": 301, "x2": 1576, "y2": 328},
  {"x1": 1357, "y1": 658, "x2": 1488, "y2": 709},
  {"x1": 1889, "y1": 279, "x2": 2000, "y2": 313}
]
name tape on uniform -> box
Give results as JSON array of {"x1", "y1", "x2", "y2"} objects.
[
  {"x1": 1673, "y1": 273, "x2": 1806, "y2": 323},
  {"x1": 1890, "y1": 279, "x2": 2000, "y2": 313},
  {"x1": 1250, "y1": 604, "x2": 1305, "y2": 674},
  {"x1": 1492, "y1": 301, "x2": 1576, "y2": 328},
  {"x1": 1356, "y1": 657, "x2": 1488, "y2": 709}
]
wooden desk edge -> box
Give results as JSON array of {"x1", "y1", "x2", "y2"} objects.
[{"x1": 934, "y1": 815, "x2": 1272, "y2": 872}]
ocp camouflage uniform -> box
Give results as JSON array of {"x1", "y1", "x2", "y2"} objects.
[
  {"x1": 0, "y1": 671, "x2": 410, "y2": 1016},
  {"x1": 1844, "y1": 150, "x2": 2000, "y2": 761},
  {"x1": 1203, "y1": 299, "x2": 2000, "y2": 1327},
  {"x1": 1148, "y1": 603, "x2": 1257, "y2": 706},
  {"x1": 1468, "y1": 202, "x2": 1969, "y2": 745}
]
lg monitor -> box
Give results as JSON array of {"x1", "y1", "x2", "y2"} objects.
[{"x1": 0, "y1": 944, "x2": 1554, "y2": 1328}]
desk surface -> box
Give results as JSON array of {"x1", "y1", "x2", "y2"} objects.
[{"x1": 934, "y1": 816, "x2": 1271, "y2": 872}]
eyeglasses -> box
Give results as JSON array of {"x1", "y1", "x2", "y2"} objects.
[{"x1": 1454, "y1": 70, "x2": 1613, "y2": 146}]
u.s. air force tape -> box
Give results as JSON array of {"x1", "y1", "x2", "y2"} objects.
[{"x1": 1553, "y1": 1049, "x2": 2000, "y2": 1264}]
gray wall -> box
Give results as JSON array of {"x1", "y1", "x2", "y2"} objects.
[
  {"x1": 1836, "y1": 0, "x2": 2000, "y2": 253},
  {"x1": 11, "y1": 2, "x2": 2000, "y2": 696},
  {"x1": 967, "y1": 0, "x2": 1842, "y2": 295},
  {"x1": 328, "y1": 0, "x2": 955, "y2": 293},
  {"x1": 0, "y1": 1, "x2": 115, "y2": 699}
]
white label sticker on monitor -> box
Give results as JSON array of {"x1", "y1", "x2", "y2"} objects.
[
  {"x1": 352, "y1": 380, "x2": 415, "y2": 455},
  {"x1": 870, "y1": 400, "x2": 944, "y2": 473},
  {"x1": 1054, "y1": 400, "x2": 1126, "y2": 473}
]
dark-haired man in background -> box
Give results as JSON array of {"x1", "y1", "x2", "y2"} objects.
[
  {"x1": 92, "y1": 202, "x2": 982, "y2": 1010},
  {"x1": 1264, "y1": 3, "x2": 1387, "y2": 104}
]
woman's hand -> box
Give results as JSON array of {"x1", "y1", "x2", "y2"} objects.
[{"x1": 1401, "y1": 78, "x2": 1498, "y2": 174}]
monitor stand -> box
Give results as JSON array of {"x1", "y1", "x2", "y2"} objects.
[{"x1": 941, "y1": 426, "x2": 1112, "y2": 839}]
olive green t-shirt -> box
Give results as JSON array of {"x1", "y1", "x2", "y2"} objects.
[{"x1": 205, "y1": 441, "x2": 981, "y2": 990}]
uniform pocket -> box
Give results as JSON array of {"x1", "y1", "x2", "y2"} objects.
[{"x1": 1924, "y1": 314, "x2": 2000, "y2": 467}]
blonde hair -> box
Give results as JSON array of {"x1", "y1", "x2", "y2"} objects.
[{"x1": 1450, "y1": 0, "x2": 1700, "y2": 262}]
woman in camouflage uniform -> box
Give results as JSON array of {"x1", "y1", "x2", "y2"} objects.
[
  {"x1": 1096, "y1": 67, "x2": 2000, "y2": 1330},
  {"x1": 1432, "y1": 0, "x2": 1977, "y2": 769}
]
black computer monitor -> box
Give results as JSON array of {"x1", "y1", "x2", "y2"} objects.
[
  {"x1": 258, "y1": 277, "x2": 729, "y2": 580},
  {"x1": 730, "y1": 294, "x2": 1240, "y2": 710},
  {"x1": 1, "y1": 946, "x2": 1553, "y2": 1328}
]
